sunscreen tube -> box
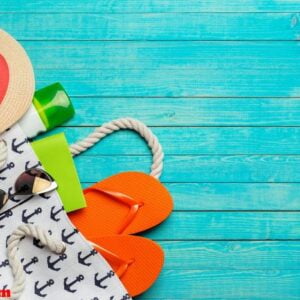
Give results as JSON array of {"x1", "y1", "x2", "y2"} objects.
[{"x1": 19, "y1": 83, "x2": 75, "y2": 138}]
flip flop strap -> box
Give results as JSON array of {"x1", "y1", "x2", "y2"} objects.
[
  {"x1": 91, "y1": 241, "x2": 134, "y2": 278},
  {"x1": 69, "y1": 118, "x2": 164, "y2": 179},
  {"x1": 84, "y1": 187, "x2": 144, "y2": 234}
]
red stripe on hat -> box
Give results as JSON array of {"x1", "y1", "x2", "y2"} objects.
[{"x1": 0, "y1": 54, "x2": 9, "y2": 104}]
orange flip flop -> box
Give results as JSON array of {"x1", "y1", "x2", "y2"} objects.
[
  {"x1": 90, "y1": 234, "x2": 164, "y2": 297},
  {"x1": 69, "y1": 172, "x2": 173, "y2": 237}
]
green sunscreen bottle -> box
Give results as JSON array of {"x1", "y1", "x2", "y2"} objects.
[{"x1": 19, "y1": 83, "x2": 75, "y2": 138}]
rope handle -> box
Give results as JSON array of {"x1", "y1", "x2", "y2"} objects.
[
  {"x1": 7, "y1": 224, "x2": 66, "y2": 300},
  {"x1": 69, "y1": 117, "x2": 164, "y2": 179},
  {"x1": 0, "y1": 118, "x2": 164, "y2": 177},
  {"x1": 0, "y1": 138, "x2": 7, "y2": 169},
  {"x1": 1, "y1": 118, "x2": 163, "y2": 299}
]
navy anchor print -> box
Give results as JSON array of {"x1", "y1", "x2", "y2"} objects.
[
  {"x1": 0, "y1": 209, "x2": 13, "y2": 224},
  {"x1": 50, "y1": 205, "x2": 64, "y2": 222},
  {"x1": 95, "y1": 271, "x2": 115, "y2": 289},
  {"x1": 22, "y1": 207, "x2": 42, "y2": 223},
  {"x1": 78, "y1": 249, "x2": 98, "y2": 266},
  {"x1": 34, "y1": 279, "x2": 54, "y2": 297},
  {"x1": 0, "y1": 125, "x2": 131, "y2": 299},
  {"x1": 61, "y1": 228, "x2": 79, "y2": 245},
  {"x1": 47, "y1": 253, "x2": 67, "y2": 271},
  {"x1": 0, "y1": 162, "x2": 14, "y2": 180},
  {"x1": 21, "y1": 256, "x2": 39, "y2": 274},
  {"x1": 0, "y1": 259, "x2": 9, "y2": 268},
  {"x1": 25, "y1": 161, "x2": 41, "y2": 170},
  {"x1": 64, "y1": 275, "x2": 84, "y2": 293},
  {"x1": 11, "y1": 137, "x2": 28, "y2": 154}
]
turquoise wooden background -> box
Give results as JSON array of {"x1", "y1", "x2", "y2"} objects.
[{"x1": 1, "y1": 1, "x2": 300, "y2": 299}]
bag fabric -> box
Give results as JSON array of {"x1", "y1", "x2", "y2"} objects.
[{"x1": 0, "y1": 124, "x2": 130, "y2": 300}]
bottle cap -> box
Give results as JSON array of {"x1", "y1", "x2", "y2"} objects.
[{"x1": 33, "y1": 82, "x2": 75, "y2": 130}]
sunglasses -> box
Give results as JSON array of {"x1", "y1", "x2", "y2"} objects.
[{"x1": 0, "y1": 168, "x2": 57, "y2": 211}]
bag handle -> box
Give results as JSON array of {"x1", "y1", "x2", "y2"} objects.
[
  {"x1": 0, "y1": 118, "x2": 164, "y2": 178},
  {"x1": 7, "y1": 224, "x2": 66, "y2": 299},
  {"x1": 69, "y1": 118, "x2": 164, "y2": 179},
  {"x1": 0, "y1": 138, "x2": 7, "y2": 169}
]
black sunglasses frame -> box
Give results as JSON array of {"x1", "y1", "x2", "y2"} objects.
[{"x1": 0, "y1": 168, "x2": 57, "y2": 217}]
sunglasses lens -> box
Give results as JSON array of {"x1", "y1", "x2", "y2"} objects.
[
  {"x1": 0, "y1": 189, "x2": 8, "y2": 209},
  {"x1": 15, "y1": 168, "x2": 57, "y2": 195}
]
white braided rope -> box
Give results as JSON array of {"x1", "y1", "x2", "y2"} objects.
[
  {"x1": 0, "y1": 138, "x2": 7, "y2": 169},
  {"x1": 2, "y1": 118, "x2": 163, "y2": 298},
  {"x1": 69, "y1": 118, "x2": 164, "y2": 179},
  {"x1": 7, "y1": 224, "x2": 66, "y2": 300}
]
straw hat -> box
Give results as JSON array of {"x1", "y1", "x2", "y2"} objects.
[{"x1": 0, "y1": 29, "x2": 35, "y2": 133}]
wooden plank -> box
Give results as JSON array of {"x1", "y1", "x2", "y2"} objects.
[
  {"x1": 80, "y1": 182, "x2": 300, "y2": 210},
  {"x1": 142, "y1": 212, "x2": 300, "y2": 240},
  {"x1": 34, "y1": 68, "x2": 300, "y2": 97},
  {"x1": 163, "y1": 183, "x2": 300, "y2": 210},
  {"x1": 63, "y1": 98, "x2": 300, "y2": 127},
  {"x1": 2, "y1": 1, "x2": 300, "y2": 13},
  {"x1": 6, "y1": 3, "x2": 300, "y2": 300},
  {"x1": 138, "y1": 270, "x2": 300, "y2": 299},
  {"x1": 160, "y1": 241, "x2": 300, "y2": 270},
  {"x1": 1, "y1": 13, "x2": 300, "y2": 41},
  {"x1": 56, "y1": 127, "x2": 300, "y2": 155},
  {"x1": 23, "y1": 41, "x2": 300, "y2": 70},
  {"x1": 74, "y1": 155, "x2": 300, "y2": 182}
]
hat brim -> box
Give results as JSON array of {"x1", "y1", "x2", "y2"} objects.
[{"x1": 0, "y1": 29, "x2": 35, "y2": 133}]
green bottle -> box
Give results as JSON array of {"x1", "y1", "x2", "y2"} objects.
[{"x1": 19, "y1": 83, "x2": 75, "y2": 138}]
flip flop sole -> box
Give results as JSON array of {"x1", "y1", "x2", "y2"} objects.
[
  {"x1": 91, "y1": 234, "x2": 164, "y2": 297},
  {"x1": 69, "y1": 172, "x2": 173, "y2": 237}
]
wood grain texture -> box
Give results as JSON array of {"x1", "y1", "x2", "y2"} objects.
[
  {"x1": 33, "y1": 68, "x2": 300, "y2": 97},
  {"x1": 160, "y1": 241, "x2": 300, "y2": 270},
  {"x1": 2, "y1": 0, "x2": 300, "y2": 13},
  {"x1": 21, "y1": 40, "x2": 300, "y2": 97},
  {"x1": 23, "y1": 41, "x2": 300, "y2": 70},
  {"x1": 142, "y1": 212, "x2": 300, "y2": 240},
  {"x1": 81, "y1": 182, "x2": 300, "y2": 210},
  {"x1": 54, "y1": 127, "x2": 300, "y2": 155},
  {"x1": 9, "y1": 1, "x2": 300, "y2": 298},
  {"x1": 138, "y1": 270, "x2": 300, "y2": 299},
  {"x1": 1, "y1": 13, "x2": 300, "y2": 41},
  {"x1": 64, "y1": 98, "x2": 300, "y2": 126},
  {"x1": 74, "y1": 155, "x2": 300, "y2": 183}
]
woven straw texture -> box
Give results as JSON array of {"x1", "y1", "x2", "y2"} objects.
[{"x1": 0, "y1": 29, "x2": 34, "y2": 133}]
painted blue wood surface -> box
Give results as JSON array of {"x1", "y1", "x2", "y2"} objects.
[
  {"x1": 81, "y1": 182, "x2": 300, "y2": 210},
  {"x1": 32, "y1": 68, "x2": 300, "y2": 97},
  {"x1": 74, "y1": 155, "x2": 300, "y2": 182},
  {"x1": 22, "y1": 41, "x2": 300, "y2": 70},
  {"x1": 4, "y1": 1, "x2": 300, "y2": 298},
  {"x1": 62, "y1": 98, "x2": 300, "y2": 126},
  {"x1": 1, "y1": 13, "x2": 300, "y2": 41},
  {"x1": 156, "y1": 241, "x2": 300, "y2": 270},
  {"x1": 2, "y1": 1, "x2": 300, "y2": 13},
  {"x1": 138, "y1": 270, "x2": 300, "y2": 299},
  {"x1": 52, "y1": 127, "x2": 300, "y2": 155}
]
